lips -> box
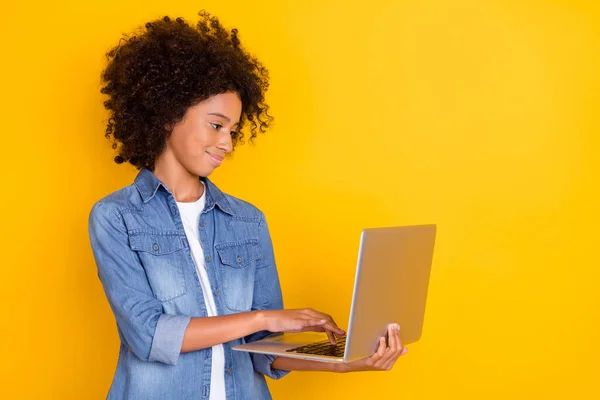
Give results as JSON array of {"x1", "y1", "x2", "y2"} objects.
[{"x1": 207, "y1": 151, "x2": 224, "y2": 166}]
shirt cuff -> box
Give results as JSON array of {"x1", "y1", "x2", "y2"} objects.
[
  {"x1": 148, "y1": 314, "x2": 191, "y2": 365},
  {"x1": 251, "y1": 353, "x2": 291, "y2": 380}
]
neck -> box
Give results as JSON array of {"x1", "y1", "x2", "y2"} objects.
[{"x1": 153, "y1": 150, "x2": 205, "y2": 202}]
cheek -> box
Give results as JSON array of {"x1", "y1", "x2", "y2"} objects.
[
  {"x1": 173, "y1": 129, "x2": 210, "y2": 156},
  {"x1": 185, "y1": 136, "x2": 207, "y2": 155},
  {"x1": 188, "y1": 127, "x2": 212, "y2": 148}
]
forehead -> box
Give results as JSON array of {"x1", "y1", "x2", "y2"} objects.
[{"x1": 193, "y1": 92, "x2": 242, "y2": 122}]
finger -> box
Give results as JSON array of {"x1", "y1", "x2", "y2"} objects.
[
  {"x1": 302, "y1": 308, "x2": 324, "y2": 318},
  {"x1": 380, "y1": 356, "x2": 392, "y2": 370},
  {"x1": 298, "y1": 318, "x2": 327, "y2": 331},
  {"x1": 317, "y1": 322, "x2": 345, "y2": 337},
  {"x1": 395, "y1": 324, "x2": 407, "y2": 357},
  {"x1": 326, "y1": 330, "x2": 336, "y2": 345},
  {"x1": 382, "y1": 359, "x2": 396, "y2": 371},
  {"x1": 383, "y1": 345, "x2": 407, "y2": 371},
  {"x1": 327, "y1": 323, "x2": 345, "y2": 336},
  {"x1": 303, "y1": 309, "x2": 346, "y2": 336},
  {"x1": 383, "y1": 346, "x2": 408, "y2": 370},
  {"x1": 327, "y1": 315, "x2": 345, "y2": 337},
  {"x1": 375, "y1": 336, "x2": 387, "y2": 360},
  {"x1": 390, "y1": 325, "x2": 406, "y2": 361},
  {"x1": 379, "y1": 325, "x2": 397, "y2": 365},
  {"x1": 383, "y1": 326, "x2": 407, "y2": 370},
  {"x1": 306, "y1": 320, "x2": 344, "y2": 336},
  {"x1": 389, "y1": 324, "x2": 400, "y2": 355}
]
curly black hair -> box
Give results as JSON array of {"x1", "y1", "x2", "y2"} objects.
[{"x1": 100, "y1": 11, "x2": 273, "y2": 170}]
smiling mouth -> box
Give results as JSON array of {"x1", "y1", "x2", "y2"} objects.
[{"x1": 207, "y1": 152, "x2": 224, "y2": 166}]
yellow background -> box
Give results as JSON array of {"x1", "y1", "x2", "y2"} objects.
[{"x1": 1, "y1": 0, "x2": 598, "y2": 398}]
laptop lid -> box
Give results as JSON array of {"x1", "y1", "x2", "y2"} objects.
[{"x1": 344, "y1": 224, "x2": 437, "y2": 362}]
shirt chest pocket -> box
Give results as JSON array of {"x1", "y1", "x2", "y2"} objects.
[
  {"x1": 215, "y1": 240, "x2": 262, "y2": 312},
  {"x1": 129, "y1": 232, "x2": 188, "y2": 302}
]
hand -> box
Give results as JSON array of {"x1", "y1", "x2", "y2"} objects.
[
  {"x1": 338, "y1": 323, "x2": 407, "y2": 372},
  {"x1": 258, "y1": 308, "x2": 345, "y2": 344}
]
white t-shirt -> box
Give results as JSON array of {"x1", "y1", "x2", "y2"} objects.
[{"x1": 176, "y1": 186, "x2": 226, "y2": 400}]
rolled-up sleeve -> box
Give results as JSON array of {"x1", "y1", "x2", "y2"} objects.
[
  {"x1": 88, "y1": 202, "x2": 190, "y2": 366},
  {"x1": 249, "y1": 350, "x2": 289, "y2": 379},
  {"x1": 244, "y1": 212, "x2": 291, "y2": 380},
  {"x1": 149, "y1": 314, "x2": 191, "y2": 364}
]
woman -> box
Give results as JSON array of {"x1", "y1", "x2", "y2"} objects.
[{"x1": 88, "y1": 11, "x2": 406, "y2": 400}]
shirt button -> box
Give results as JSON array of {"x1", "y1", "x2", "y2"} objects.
[
  {"x1": 227, "y1": 368, "x2": 232, "y2": 375},
  {"x1": 236, "y1": 256, "x2": 243, "y2": 263},
  {"x1": 215, "y1": 290, "x2": 221, "y2": 296},
  {"x1": 199, "y1": 221, "x2": 205, "y2": 228},
  {"x1": 205, "y1": 255, "x2": 211, "y2": 262},
  {"x1": 153, "y1": 244, "x2": 159, "y2": 251}
]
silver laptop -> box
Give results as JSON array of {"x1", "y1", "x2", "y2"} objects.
[{"x1": 232, "y1": 224, "x2": 437, "y2": 363}]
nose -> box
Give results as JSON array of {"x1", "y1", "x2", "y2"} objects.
[{"x1": 216, "y1": 130, "x2": 233, "y2": 153}]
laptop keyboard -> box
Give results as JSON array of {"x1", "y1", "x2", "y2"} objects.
[{"x1": 285, "y1": 336, "x2": 346, "y2": 358}]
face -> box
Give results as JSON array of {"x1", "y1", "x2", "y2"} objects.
[{"x1": 164, "y1": 91, "x2": 241, "y2": 177}]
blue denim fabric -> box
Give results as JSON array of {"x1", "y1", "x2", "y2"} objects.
[{"x1": 88, "y1": 168, "x2": 290, "y2": 399}]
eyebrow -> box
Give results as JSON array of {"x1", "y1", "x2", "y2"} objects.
[{"x1": 207, "y1": 113, "x2": 239, "y2": 126}]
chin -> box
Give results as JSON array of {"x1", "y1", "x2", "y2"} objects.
[{"x1": 182, "y1": 163, "x2": 214, "y2": 179}]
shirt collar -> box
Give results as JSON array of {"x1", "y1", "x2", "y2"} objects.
[{"x1": 134, "y1": 168, "x2": 234, "y2": 216}]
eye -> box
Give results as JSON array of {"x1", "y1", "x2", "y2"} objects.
[{"x1": 210, "y1": 123, "x2": 222, "y2": 130}]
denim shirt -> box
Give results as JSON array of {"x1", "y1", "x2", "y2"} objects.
[{"x1": 88, "y1": 168, "x2": 290, "y2": 399}]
